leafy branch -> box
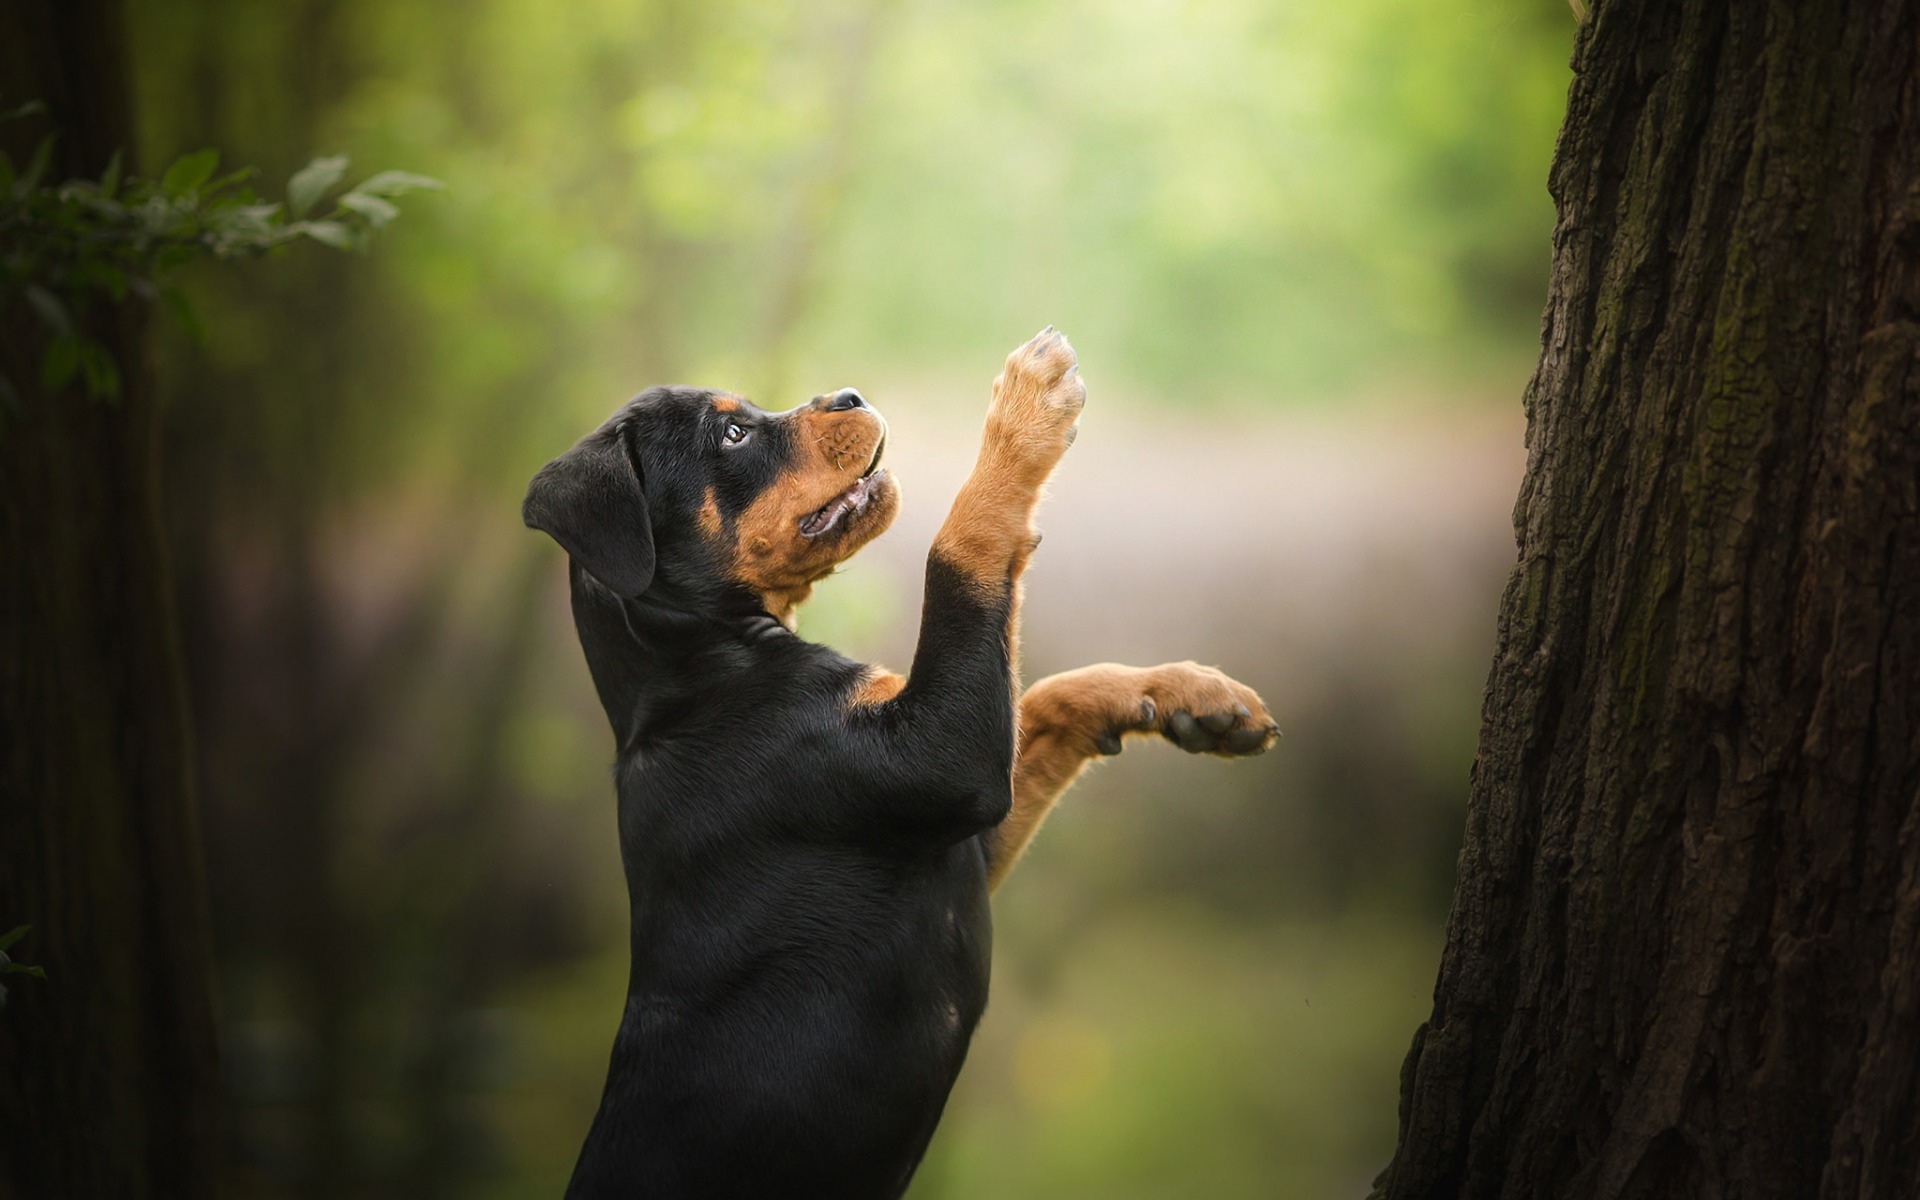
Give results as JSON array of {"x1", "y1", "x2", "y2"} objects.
[{"x1": 0, "y1": 101, "x2": 440, "y2": 408}]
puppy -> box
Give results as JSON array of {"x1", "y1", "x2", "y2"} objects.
[{"x1": 524, "y1": 330, "x2": 1276, "y2": 1199}]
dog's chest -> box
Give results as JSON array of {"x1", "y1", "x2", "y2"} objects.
[{"x1": 613, "y1": 736, "x2": 846, "y2": 852}]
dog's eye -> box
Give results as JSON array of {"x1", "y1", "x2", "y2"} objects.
[{"x1": 722, "y1": 421, "x2": 749, "y2": 447}]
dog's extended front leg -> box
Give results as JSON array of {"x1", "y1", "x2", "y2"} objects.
[
  {"x1": 985, "y1": 662, "x2": 1279, "y2": 890},
  {"x1": 850, "y1": 329, "x2": 1083, "y2": 835},
  {"x1": 925, "y1": 325, "x2": 1083, "y2": 673}
]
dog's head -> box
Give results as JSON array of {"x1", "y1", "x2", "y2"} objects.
[{"x1": 524, "y1": 385, "x2": 899, "y2": 625}]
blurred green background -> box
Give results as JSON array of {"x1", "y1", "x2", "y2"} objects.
[{"x1": 126, "y1": 0, "x2": 1570, "y2": 1195}]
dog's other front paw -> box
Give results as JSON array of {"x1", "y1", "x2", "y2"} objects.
[
  {"x1": 987, "y1": 326, "x2": 1086, "y2": 475},
  {"x1": 1142, "y1": 662, "x2": 1279, "y2": 757}
]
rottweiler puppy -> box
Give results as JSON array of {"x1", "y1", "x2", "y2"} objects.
[{"x1": 524, "y1": 329, "x2": 1276, "y2": 1199}]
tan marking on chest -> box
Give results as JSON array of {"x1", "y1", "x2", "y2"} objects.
[{"x1": 845, "y1": 666, "x2": 906, "y2": 710}]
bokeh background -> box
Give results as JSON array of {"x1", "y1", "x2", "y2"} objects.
[{"x1": 126, "y1": 0, "x2": 1571, "y2": 1195}]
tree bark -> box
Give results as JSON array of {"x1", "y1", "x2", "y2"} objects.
[
  {"x1": 1374, "y1": 3, "x2": 1920, "y2": 1198},
  {"x1": 0, "y1": 3, "x2": 221, "y2": 1197}
]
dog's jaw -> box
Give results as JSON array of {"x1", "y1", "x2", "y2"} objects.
[{"x1": 800, "y1": 467, "x2": 890, "y2": 539}]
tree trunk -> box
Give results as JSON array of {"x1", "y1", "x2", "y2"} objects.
[
  {"x1": 1374, "y1": 3, "x2": 1920, "y2": 1198},
  {"x1": 0, "y1": 3, "x2": 221, "y2": 1197}
]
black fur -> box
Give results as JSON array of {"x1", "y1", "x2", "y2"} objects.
[{"x1": 526, "y1": 387, "x2": 1014, "y2": 1199}]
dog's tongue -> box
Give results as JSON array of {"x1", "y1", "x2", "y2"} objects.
[{"x1": 800, "y1": 475, "x2": 872, "y2": 537}]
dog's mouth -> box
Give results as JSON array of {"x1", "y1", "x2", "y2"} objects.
[{"x1": 799, "y1": 438, "x2": 887, "y2": 539}]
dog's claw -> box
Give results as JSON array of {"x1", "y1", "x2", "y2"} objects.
[{"x1": 1094, "y1": 730, "x2": 1124, "y2": 756}]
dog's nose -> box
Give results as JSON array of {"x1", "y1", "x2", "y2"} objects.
[{"x1": 821, "y1": 388, "x2": 868, "y2": 412}]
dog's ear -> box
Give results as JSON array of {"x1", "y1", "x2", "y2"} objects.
[{"x1": 523, "y1": 423, "x2": 656, "y2": 596}]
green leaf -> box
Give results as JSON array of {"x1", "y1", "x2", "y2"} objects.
[
  {"x1": 160, "y1": 148, "x2": 219, "y2": 197},
  {"x1": 0, "y1": 153, "x2": 15, "y2": 195},
  {"x1": 100, "y1": 149, "x2": 122, "y2": 198},
  {"x1": 0, "y1": 926, "x2": 26, "y2": 953},
  {"x1": 0, "y1": 99, "x2": 47, "y2": 123},
  {"x1": 298, "y1": 219, "x2": 357, "y2": 250},
  {"x1": 350, "y1": 170, "x2": 444, "y2": 198},
  {"x1": 202, "y1": 166, "x2": 255, "y2": 197},
  {"x1": 19, "y1": 965, "x2": 46, "y2": 980},
  {"x1": 337, "y1": 191, "x2": 399, "y2": 228},
  {"x1": 218, "y1": 202, "x2": 284, "y2": 239},
  {"x1": 287, "y1": 155, "x2": 349, "y2": 218},
  {"x1": 19, "y1": 133, "x2": 54, "y2": 195},
  {"x1": 24, "y1": 286, "x2": 73, "y2": 337},
  {"x1": 41, "y1": 335, "x2": 80, "y2": 390}
]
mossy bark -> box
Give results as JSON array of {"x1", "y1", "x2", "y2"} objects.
[
  {"x1": 1375, "y1": 2, "x2": 1920, "y2": 1197},
  {"x1": 0, "y1": 3, "x2": 221, "y2": 1197}
]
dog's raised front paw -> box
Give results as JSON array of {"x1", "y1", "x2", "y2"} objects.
[
  {"x1": 1142, "y1": 663, "x2": 1278, "y2": 757},
  {"x1": 987, "y1": 326, "x2": 1085, "y2": 474}
]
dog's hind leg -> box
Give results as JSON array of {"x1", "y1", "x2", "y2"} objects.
[{"x1": 986, "y1": 662, "x2": 1279, "y2": 891}]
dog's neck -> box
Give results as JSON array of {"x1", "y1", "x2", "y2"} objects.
[{"x1": 567, "y1": 563, "x2": 803, "y2": 749}]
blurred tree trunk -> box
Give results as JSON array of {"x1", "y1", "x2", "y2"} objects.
[
  {"x1": 1375, "y1": 3, "x2": 1920, "y2": 1198},
  {"x1": 0, "y1": 3, "x2": 220, "y2": 1199}
]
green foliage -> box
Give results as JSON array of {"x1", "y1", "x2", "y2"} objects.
[
  {"x1": 0, "y1": 110, "x2": 439, "y2": 408},
  {"x1": 0, "y1": 925, "x2": 47, "y2": 1010}
]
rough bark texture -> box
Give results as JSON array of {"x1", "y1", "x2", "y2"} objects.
[
  {"x1": 1374, "y1": 2, "x2": 1920, "y2": 1198},
  {"x1": 0, "y1": 2, "x2": 221, "y2": 1197}
]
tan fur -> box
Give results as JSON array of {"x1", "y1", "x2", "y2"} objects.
[
  {"x1": 930, "y1": 330, "x2": 1083, "y2": 590},
  {"x1": 756, "y1": 585, "x2": 814, "y2": 630},
  {"x1": 845, "y1": 666, "x2": 907, "y2": 710},
  {"x1": 986, "y1": 662, "x2": 1276, "y2": 891}
]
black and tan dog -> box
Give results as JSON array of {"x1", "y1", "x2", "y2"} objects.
[{"x1": 524, "y1": 329, "x2": 1276, "y2": 1198}]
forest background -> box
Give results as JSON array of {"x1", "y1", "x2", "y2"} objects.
[{"x1": 120, "y1": 0, "x2": 1571, "y2": 1195}]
